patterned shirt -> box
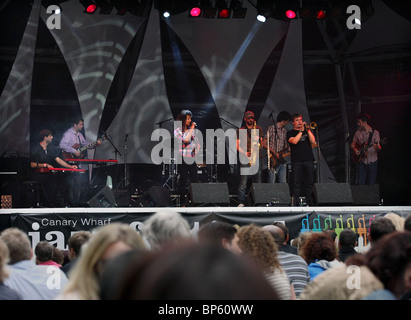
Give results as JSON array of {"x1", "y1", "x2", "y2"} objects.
[
  {"x1": 174, "y1": 127, "x2": 199, "y2": 158},
  {"x1": 267, "y1": 123, "x2": 289, "y2": 154},
  {"x1": 352, "y1": 128, "x2": 380, "y2": 164}
]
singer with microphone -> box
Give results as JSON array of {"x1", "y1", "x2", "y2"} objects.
[
  {"x1": 174, "y1": 109, "x2": 200, "y2": 206},
  {"x1": 287, "y1": 113, "x2": 316, "y2": 206}
]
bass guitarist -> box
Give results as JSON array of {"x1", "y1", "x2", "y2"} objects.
[
  {"x1": 59, "y1": 117, "x2": 102, "y2": 206},
  {"x1": 266, "y1": 111, "x2": 291, "y2": 183},
  {"x1": 350, "y1": 113, "x2": 381, "y2": 185}
]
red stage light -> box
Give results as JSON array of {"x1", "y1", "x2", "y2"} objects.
[
  {"x1": 190, "y1": 7, "x2": 202, "y2": 17},
  {"x1": 316, "y1": 9, "x2": 326, "y2": 19},
  {"x1": 218, "y1": 8, "x2": 230, "y2": 18},
  {"x1": 285, "y1": 10, "x2": 296, "y2": 19},
  {"x1": 86, "y1": 4, "x2": 97, "y2": 13}
]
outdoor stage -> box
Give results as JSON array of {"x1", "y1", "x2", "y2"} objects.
[{"x1": 1, "y1": 205, "x2": 410, "y2": 252}]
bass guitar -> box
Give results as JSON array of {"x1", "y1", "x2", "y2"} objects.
[
  {"x1": 352, "y1": 137, "x2": 386, "y2": 163},
  {"x1": 62, "y1": 133, "x2": 107, "y2": 159}
]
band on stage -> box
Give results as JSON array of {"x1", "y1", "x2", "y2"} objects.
[{"x1": 27, "y1": 111, "x2": 382, "y2": 208}]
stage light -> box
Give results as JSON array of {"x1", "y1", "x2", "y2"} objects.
[
  {"x1": 189, "y1": 6, "x2": 201, "y2": 17},
  {"x1": 256, "y1": 0, "x2": 272, "y2": 22},
  {"x1": 198, "y1": 0, "x2": 216, "y2": 18},
  {"x1": 216, "y1": 0, "x2": 231, "y2": 19},
  {"x1": 95, "y1": 0, "x2": 113, "y2": 14},
  {"x1": 231, "y1": 0, "x2": 247, "y2": 18},
  {"x1": 80, "y1": 0, "x2": 97, "y2": 13},
  {"x1": 316, "y1": 9, "x2": 326, "y2": 19},
  {"x1": 285, "y1": 9, "x2": 296, "y2": 19}
]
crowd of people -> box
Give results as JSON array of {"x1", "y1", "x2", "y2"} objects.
[{"x1": 0, "y1": 211, "x2": 410, "y2": 300}]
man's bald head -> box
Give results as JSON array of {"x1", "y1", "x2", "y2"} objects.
[{"x1": 262, "y1": 225, "x2": 285, "y2": 247}]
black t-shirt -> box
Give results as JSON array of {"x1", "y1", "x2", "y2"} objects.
[
  {"x1": 30, "y1": 143, "x2": 61, "y2": 167},
  {"x1": 286, "y1": 129, "x2": 315, "y2": 163}
]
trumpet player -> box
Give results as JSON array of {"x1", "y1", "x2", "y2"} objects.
[{"x1": 287, "y1": 114, "x2": 316, "y2": 206}]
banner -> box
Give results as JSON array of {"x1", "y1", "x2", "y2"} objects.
[{"x1": 8, "y1": 208, "x2": 406, "y2": 252}]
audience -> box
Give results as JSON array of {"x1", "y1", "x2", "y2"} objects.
[
  {"x1": 300, "y1": 232, "x2": 341, "y2": 280},
  {"x1": 55, "y1": 223, "x2": 145, "y2": 300},
  {"x1": 197, "y1": 221, "x2": 242, "y2": 255},
  {"x1": 142, "y1": 210, "x2": 192, "y2": 250},
  {"x1": 61, "y1": 231, "x2": 91, "y2": 277},
  {"x1": 34, "y1": 241, "x2": 62, "y2": 268},
  {"x1": 384, "y1": 212, "x2": 405, "y2": 231},
  {"x1": 99, "y1": 241, "x2": 279, "y2": 300},
  {"x1": 338, "y1": 228, "x2": 358, "y2": 263},
  {"x1": 368, "y1": 217, "x2": 396, "y2": 246},
  {"x1": 0, "y1": 227, "x2": 69, "y2": 299},
  {"x1": 405, "y1": 214, "x2": 411, "y2": 232},
  {"x1": 262, "y1": 225, "x2": 310, "y2": 297},
  {"x1": 0, "y1": 238, "x2": 22, "y2": 300},
  {"x1": 272, "y1": 222, "x2": 298, "y2": 254},
  {"x1": 237, "y1": 224, "x2": 295, "y2": 300}
]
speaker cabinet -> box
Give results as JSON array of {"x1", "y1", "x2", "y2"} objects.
[
  {"x1": 87, "y1": 186, "x2": 117, "y2": 207},
  {"x1": 142, "y1": 186, "x2": 172, "y2": 207},
  {"x1": 351, "y1": 184, "x2": 380, "y2": 205},
  {"x1": 189, "y1": 183, "x2": 230, "y2": 206},
  {"x1": 249, "y1": 183, "x2": 290, "y2": 206},
  {"x1": 313, "y1": 183, "x2": 353, "y2": 206}
]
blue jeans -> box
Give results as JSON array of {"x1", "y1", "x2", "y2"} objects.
[
  {"x1": 267, "y1": 163, "x2": 287, "y2": 183},
  {"x1": 357, "y1": 161, "x2": 378, "y2": 185}
]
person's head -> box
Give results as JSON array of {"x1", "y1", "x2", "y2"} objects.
[
  {"x1": 338, "y1": 228, "x2": 357, "y2": 248},
  {"x1": 277, "y1": 111, "x2": 291, "y2": 127},
  {"x1": 177, "y1": 109, "x2": 193, "y2": 130},
  {"x1": 356, "y1": 112, "x2": 371, "y2": 127},
  {"x1": 384, "y1": 212, "x2": 405, "y2": 231},
  {"x1": 369, "y1": 217, "x2": 396, "y2": 245},
  {"x1": 0, "y1": 228, "x2": 32, "y2": 264},
  {"x1": 262, "y1": 225, "x2": 284, "y2": 248},
  {"x1": 38, "y1": 129, "x2": 53, "y2": 143},
  {"x1": 300, "y1": 232, "x2": 337, "y2": 264},
  {"x1": 143, "y1": 210, "x2": 192, "y2": 250},
  {"x1": 72, "y1": 117, "x2": 84, "y2": 132},
  {"x1": 347, "y1": 231, "x2": 411, "y2": 299},
  {"x1": 243, "y1": 110, "x2": 255, "y2": 126},
  {"x1": 100, "y1": 241, "x2": 279, "y2": 300},
  {"x1": 272, "y1": 221, "x2": 290, "y2": 243},
  {"x1": 62, "y1": 223, "x2": 145, "y2": 300},
  {"x1": 237, "y1": 224, "x2": 281, "y2": 273},
  {"x1": 67, "y1": 231, "x2": 91, "y2": 261},
  {"x1": 34, "y1": 241, "x2": 54, "y2": 264},
  {"x1": 291, "y1": 113, "x2": 303, "y2": 130},
  {"x1": 197, "y1": 221, "x2": 242, "y2": 255},
  {"x1": 0, "y1": 239, "x2": 11, "y2": 283}
]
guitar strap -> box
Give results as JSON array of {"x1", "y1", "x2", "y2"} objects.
[{"x1": 367, "y1": 129, "x2": 374, "y2": 146}]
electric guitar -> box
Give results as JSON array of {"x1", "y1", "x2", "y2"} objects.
[
  {"x1": 352, "y1": 138, "x2": 386, "y2": 163},
  {"x1": 62, "y1": 133, "x2": 107, "y2": 159}
]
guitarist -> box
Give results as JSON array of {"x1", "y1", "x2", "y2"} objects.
[
  {"x1": 266, "y1": 111, "x2": 291, "y2": 184},
  {"x1": 350, "y1": 113, "x2": 381, "y2": 185},
  {"x1": 59, "y1": 117, "x2": 102, "y2": 206}
]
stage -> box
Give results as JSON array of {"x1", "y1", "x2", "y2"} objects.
[{"x1": 1, "y1": 205, "x2": 410, "y2": 252}]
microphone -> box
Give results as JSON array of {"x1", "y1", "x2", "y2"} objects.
[{"x1": 191, "y1": 121, "x2": 196, "y2": 127}]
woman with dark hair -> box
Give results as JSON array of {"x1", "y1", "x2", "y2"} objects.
[
  {"x1": 174, "y1": 109, "x2": 200, "y2": 206},
  {"x1": 300, "y1": 232, "x2": 341, "y2": 280}
]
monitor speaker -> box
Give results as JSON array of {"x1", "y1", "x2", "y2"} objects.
[
  {"x1": 87, "y1": 185, "x2": 117, "y2": 207},
  {"x1": 142, "y1": 186, "x2": 172, "y2": 207},
  {"x1": 350, "y1": 184, "x2": 380, "y2": 205},
  {"x1": 249, "y1": 183, "x2": 290, "y2": 206},
  {"x1": 313, "y1": 183, "x2": 353, "y2": 206},
  {"x1": 189, "y1": 183, "x2": 230, "y2": 206}
]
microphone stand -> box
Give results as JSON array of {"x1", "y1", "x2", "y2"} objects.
[{"x1": 104, "y1": 132, "x2": 123, "y2": 191}]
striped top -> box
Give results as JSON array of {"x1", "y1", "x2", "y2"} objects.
[
  {"x1": 277, "y1": 251, "x2": 311, "y2": 298},
  {"x1": 264, "y1": 268, "x2": 292, "y2": 300}
]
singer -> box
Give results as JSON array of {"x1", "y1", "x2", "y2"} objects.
[{"x1": 174, "y1": 109, "x2": 200, "y2": 206}]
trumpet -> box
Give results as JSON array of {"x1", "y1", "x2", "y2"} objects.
[{"x1": 304, "y1": 122, "x2": 317, "y2": 130}]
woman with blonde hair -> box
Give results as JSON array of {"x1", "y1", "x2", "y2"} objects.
[
  {"x1": 56, "y1": 223, "x2": 146, "y2": 300},
  {"x1": 237, "y1": 224, "x2": 295, "y2": 300}
]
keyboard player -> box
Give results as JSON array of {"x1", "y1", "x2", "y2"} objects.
[{"x1": 30, "y1": 129, "x2": 78, "y2": 207}]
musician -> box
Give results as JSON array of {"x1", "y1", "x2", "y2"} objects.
[
  {"x1": 350, "y1": 113, "x2": 381, "y2": 185},
  {"x1": 174, "y1": 109, "x2": 200, "y2": 206},
  {"x1": 59, "y1": 117, "x2": 101, "y2": 206},
  {"x1": 266, "y1": 111, "x2": 291, "y2": 183},
  {"x1": 287, "y1": 114, "x2": 316, "y2": 205},
  {"x1": 30, "y1": 129, "x2": 77, "y2": 207},
  {"x1": 236, "y1": 111, "x2": 264, "y2": 207}
]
